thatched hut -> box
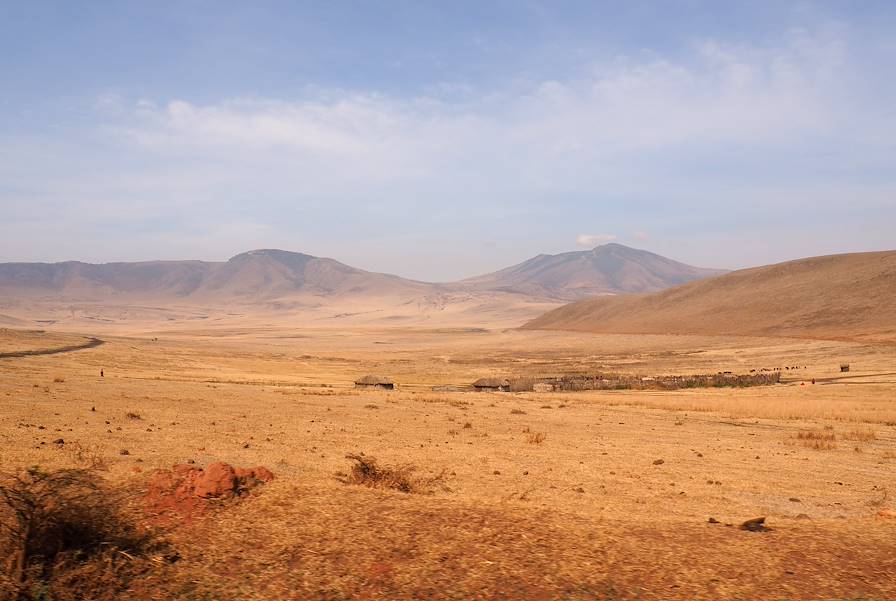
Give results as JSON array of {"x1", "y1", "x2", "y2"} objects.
[
  {"x1": 355, "y1": 375, "x2": 395, "y2": 390},
  {"x1": 473, "y1": 377, "x2": 510, "y2": 392}
]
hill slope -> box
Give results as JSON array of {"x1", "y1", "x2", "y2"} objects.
[
  {"x1": 0, "y1": 249, "x2": 431, "y2": 302},
  {"x1": 524, "y1": 251, "x2": 896, "y2": 342},
  {"x1": 464, "y1": 243, "x2": 725, "y2": 300}
]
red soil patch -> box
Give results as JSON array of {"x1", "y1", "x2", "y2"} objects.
[{"x1": 144, "y1": 461, "x2": 274, "y2": 523}]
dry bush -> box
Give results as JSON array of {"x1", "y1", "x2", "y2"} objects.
[
  {"x1": 57, "y1": 442, "x2": 107, "y2": 470},
  {"x1": 0, "y1": 466, "x2": 163, "y2": 600},
  {"x1": 843, "y1": 427, "x2": 876, "y2": 442},
  {"x1": 791, "y1": 429, "x2": 837, "y2": 450},
  {"x1": 337, "y1": 454, "x2": 446, "y2": 494},
  {"x1": 463, "y1": 422, "x2": 472, "y2": 429},
  {"x1": 525, "y1": 432, "x2": 546, "y2": 444}
]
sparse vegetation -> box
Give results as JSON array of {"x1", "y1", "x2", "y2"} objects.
[
  {"x1": 336, "y1": 454, "x2": 446, "y2": 494},
  {"x1": 0, "y1": 466, "x2": 162, "y2": 600},
  {"x1": 791, "y1": 429, "x2": 838, "y2": 450},
  {"x1": 844, "y1": 427, "x2": 876, "y2": 442},
  {"x1": 525, "y1": 431, "x2": 546, "y2": 444}
]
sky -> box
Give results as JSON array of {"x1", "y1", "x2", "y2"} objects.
[{"x1": 1, "y1": 1, "x2": 895, "y2": 281}]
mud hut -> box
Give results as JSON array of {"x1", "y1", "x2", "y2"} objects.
[
  {"x1": 355, "y1": 375, "x2": 395, "y2": 390},
  {"x1": 473, "y1": 377, "x2": 511, "y2": 392}
]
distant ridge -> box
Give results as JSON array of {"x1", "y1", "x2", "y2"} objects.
[
  {"x1": 523, "y1": 250, "x2": 896, "y2": 342},
  {"x1": 0, "y1": 244, "x2": 724, "y2": 303},
  {"x1": 0, "y1": 249, "x2": 430, "y2": 301},
  {"x1": 463, "y1": 243, "x2": 726, "y2": 300}
]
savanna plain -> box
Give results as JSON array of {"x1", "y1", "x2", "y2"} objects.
[{"x1": 2, "y1": 320, "x2": 895, "y2": 600}]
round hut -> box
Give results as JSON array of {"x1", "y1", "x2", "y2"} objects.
[
  {"x1": 355, "y1": 375, "x2": 395, "y2": 390},
  {"x1": 472, "y1": 377, "x2": 510, "y2": 392}
]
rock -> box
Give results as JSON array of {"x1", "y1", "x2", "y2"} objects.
[
  {"x1": 740, "y1": 517, "x2": 770, "y2": 532},
  {"x1": 652, "y1": 459, "x2": 665, "y2": 465},
  {"x1": 52, "y1": 438, "x2": 64, "y2": 445},
  {"x1": 119, "y1": 449, "x2": 130, "y2": 455},
  {"x1": 789, "y1": 497, "x2": 801, "y2": 503},
  {"x1": 708, "y1": 517, "x2": 720, "y2": 524}
]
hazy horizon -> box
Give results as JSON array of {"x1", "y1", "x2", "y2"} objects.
[{"x1": 2, "y1": 2, "x2": 895, "y2": 280}]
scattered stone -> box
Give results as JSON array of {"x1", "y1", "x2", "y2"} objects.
[
  {"x1": 493, "y1": 470, "x2": 501, "y2": 475},
  {"x1": 795, "y1": 513, "x2": 811, "y2": 520},
  {"x1": 740, "y1": 517, "x2": 771, "y2": 532},
  {"x1": 708, "y1": 517, "x2": 720, "y2": 524},
  {"x1": 119, "y1": 449, "x2": 130, "y2": 455},
  {"x1": 789, "y1": 497, "x2": 801, "y2": 503},
  {"x1": 574, "y1": 487, "x2": 585, "y2": 494},
  {"x1": 52, "y1": 438, "x2": 64, "y2": 445},
  {"x1": 242, "y1": 442, "x2": 250, "y2": 449},
  {"x1": 652, "y1": 459, "x2": 665, "y2": 465}
]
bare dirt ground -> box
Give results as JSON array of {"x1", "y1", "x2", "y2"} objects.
[{"x1": 1, "y1": 325, "x2": 895, "y2": 599}]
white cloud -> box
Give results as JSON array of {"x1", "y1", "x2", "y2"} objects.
[
  {"x1": 576, "y1": 234, "x2": 617, "y2": 247},
  {"x1": 2, "y1": 26, "x2": 894, "y2": 278}
]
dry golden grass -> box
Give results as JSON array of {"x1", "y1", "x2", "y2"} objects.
[
  {"x1": 843, "y1": 426, "x2": 877, "y2": 441},
  {"x1": 1, "y1": 326, "x2": 896, "y2": 599},
  {"x1": 0, "y1": 466, "x2": 164, "y2": 600},
  {"x1": 792, "y1": 429, "x2": 838, "y2": 450},
  {"x1": 524, "y1": 431, "x2": 546, "y2": 444}
]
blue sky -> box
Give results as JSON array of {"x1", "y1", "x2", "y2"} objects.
[{"x1": 1, "y1": 1, "x2": 894, "y2": 280}]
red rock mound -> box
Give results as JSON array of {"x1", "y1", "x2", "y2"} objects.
[{"x1": 145, "y1": 461, "x2": 274, "y2": 522}]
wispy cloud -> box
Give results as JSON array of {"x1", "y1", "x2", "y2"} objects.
[{"x1": 2, "y1": 25, "x2": 894, "y2": 278}]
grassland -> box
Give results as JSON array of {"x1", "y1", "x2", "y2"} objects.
[{"x1": 1, "y1": 325, "x2": 895, "y2": 599}]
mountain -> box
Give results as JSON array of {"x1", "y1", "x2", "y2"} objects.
[
  {"x1": 0, "y1": 249, "x2": 430, "y2": 302},
  {"x1": 523, "y1": 250, "x2": 896, "y2": 342},
  {"x1": 462, "y1": 243, "x2": 726, "y2": 300},
  {"x1": 0, "y1": 245, "x2": 728, "y2": 329}
]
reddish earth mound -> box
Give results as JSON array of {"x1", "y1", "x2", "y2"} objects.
[{"x1": 145, "y1": 461, "x2": 274, "y2": 522}]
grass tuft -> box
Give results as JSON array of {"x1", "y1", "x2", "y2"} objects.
[{"x1": 337, "y1": 454, "x2": 446, "y2": 494}]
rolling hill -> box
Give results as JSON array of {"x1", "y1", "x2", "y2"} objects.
[
  {"x1": 523, "y1": 250, "x2": 896, "y2": 342},
  {"x1": 463, "y1": 243, "x2": 725, "y2": 300},
  {"x1": 0, "y1": 245, "x2": 727, "y2": 330},
  {"x1": 0, "y1": 249, "x2": 432, "y2": 302}
]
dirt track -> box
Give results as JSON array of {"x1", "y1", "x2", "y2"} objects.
[{"x1": 0, "y1": 336, "x2": 104, "y2": 359}]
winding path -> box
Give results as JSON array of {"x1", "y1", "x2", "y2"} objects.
[{"x1": 0, "y1": 337, "x2": 105, "y2": 359}]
